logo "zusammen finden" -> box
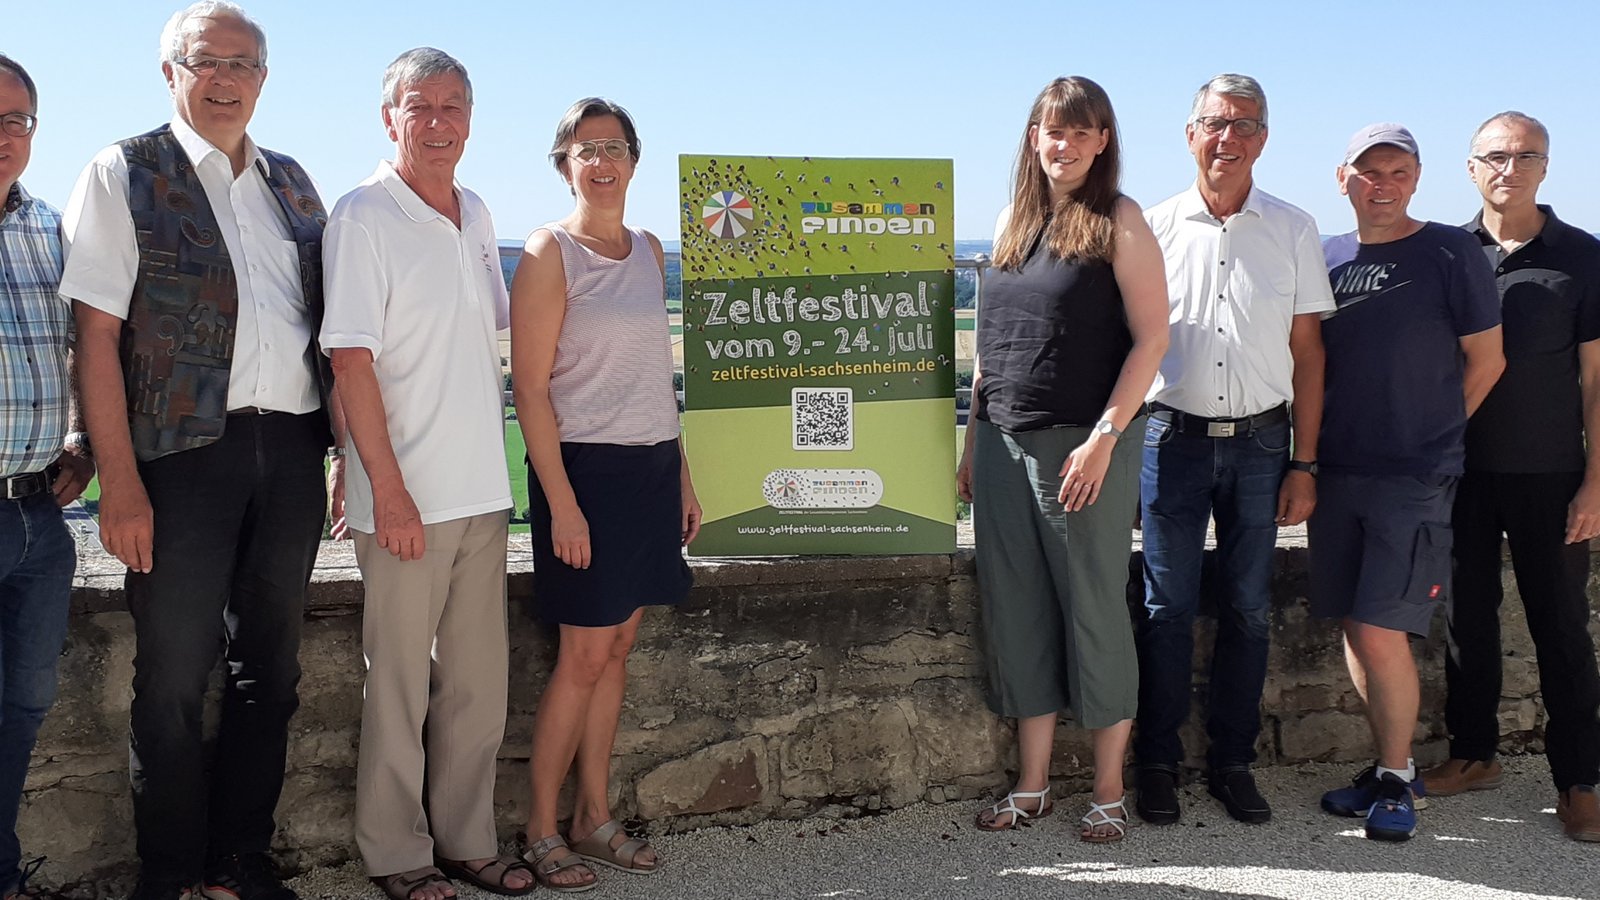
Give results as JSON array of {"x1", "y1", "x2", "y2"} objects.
[{"x1": 799, "y1": 201, "x2": 938, "y2": 236}]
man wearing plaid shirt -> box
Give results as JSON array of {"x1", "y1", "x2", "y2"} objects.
[{"x1": 0, "y1": 53, "x2": 94, "y2": 900}]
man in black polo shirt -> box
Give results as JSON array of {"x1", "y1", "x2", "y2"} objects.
[{"x1": 1419, "y1": 111, "x2": 1600, "y2": 843}]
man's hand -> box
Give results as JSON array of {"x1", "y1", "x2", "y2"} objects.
[
  {"x1": 373, "y1": 483, "x2": 425, "y2": 560},
  {"x1": 1276, "y1": 470, "x2": 1316, "y2": 526},
  {"x1": 100, "y1": 477, "x2": 155, "y2": 573},
  {"x1": 328, "y1": 456, "x2": 349, "y2": 541},
  {"x1": 956, "y1": 448, "x2": 974, "y2": 503},
  {"x1": 1566, "y1": 479, "x2": 1600, "y2": 544},
  {"x1": 51, "y1": 444, "x2": 95, "y2": 506}
]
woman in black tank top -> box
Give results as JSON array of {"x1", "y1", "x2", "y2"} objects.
[{"x1": 960, "y1": 77, "x2": 1169, "y2": 842}]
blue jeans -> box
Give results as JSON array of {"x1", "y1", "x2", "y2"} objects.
[
  {"x1": 0, "y1": 492, "x2": 74, "y2": 893},
  {"x1": 1134, "y1": 414, "x2": 1288, "y2": 770}
]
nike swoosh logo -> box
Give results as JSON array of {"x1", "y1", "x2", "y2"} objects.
[{"x1": 1323, "y1": 280, "x2": 1414, "y2": 319}]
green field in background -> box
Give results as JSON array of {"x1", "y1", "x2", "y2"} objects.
[
  {"x1": 77, "y1": 420, "x2": 964, "y2": 530},
  {"x1": 507, "y1": 420, "x2": 530, "y2": 533},
  {"x1": 78, "y1": 423, "x2": 534, "y2": 533}
]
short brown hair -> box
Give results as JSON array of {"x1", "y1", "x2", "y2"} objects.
[{"x1": 548, "y1": 97, "x2": 641, "y2": 176}]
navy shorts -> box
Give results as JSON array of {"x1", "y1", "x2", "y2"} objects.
[{"x1": 1307, "y1": 472, "x2": 1459, "y2": 637}]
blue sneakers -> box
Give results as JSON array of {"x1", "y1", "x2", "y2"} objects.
[
  {"x1": 1364, "y1": 773, "x2": 1420, "y2": 841},
  {"x1": 1320, "y1": 764, "x2": 1428, "y2": 818}
]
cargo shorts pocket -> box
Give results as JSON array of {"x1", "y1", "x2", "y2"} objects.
[{"x1": 1402, "y1": 522, "x2": 1453, "y2": 605}]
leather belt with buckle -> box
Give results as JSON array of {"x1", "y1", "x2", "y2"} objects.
[
  {"x1": 2, "y1": 470, "x2": 50, "y2": 501},
  {"x1": 227, "y1": 406, "x2": 280, "y2": 416},
  {"x1": 1150, "y1": 402, "x2": 1289, "y2": 438}
]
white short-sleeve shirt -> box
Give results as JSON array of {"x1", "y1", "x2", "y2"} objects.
[
  {"x1": 58, "y1": 116, "x2": 320, "y2": 414},
  {"x1": 320, "y1": 161, "x2": 512, "y2": 533},
  {"x1": 1144, "y1": 183, "x2": 1336, "y2": 418}
]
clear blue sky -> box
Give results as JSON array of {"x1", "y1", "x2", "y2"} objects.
[{"x1": 11, "y1": 0, "x2": 1600, "y2": 241}]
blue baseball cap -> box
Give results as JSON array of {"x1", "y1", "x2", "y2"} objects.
[{"x1": 1343, "y1": 122, "x2": 1420, "y2": 165}]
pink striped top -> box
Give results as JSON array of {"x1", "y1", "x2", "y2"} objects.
[{"x1": 536, "y1": 223, "x2": 681, "y2": 445}]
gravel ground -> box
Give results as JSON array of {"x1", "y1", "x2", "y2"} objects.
[{"x1": 287, "y1": 757, "x2": 1598, "y2": 900}]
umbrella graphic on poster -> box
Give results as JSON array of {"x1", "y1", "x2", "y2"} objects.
[{"x1": 702, "y1": 190, "x2": 755, "y2": 239}]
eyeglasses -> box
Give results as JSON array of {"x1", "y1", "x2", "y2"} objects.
[
  {"x1": 176, "y1": 55, "x2": 263, "y2": 77},
  {"x1": 1472, "y1": 151, "x2": 1548, "y2": 171},
  {"x1": 0, "y1": 113, "x2": 36, "y2": 138},
  {"x1": 560, "y1": 139, "x2": 631, "y2": 163},
  {"x1": 1193, "y1": 116, "x2": 1266, "y2": 137}
]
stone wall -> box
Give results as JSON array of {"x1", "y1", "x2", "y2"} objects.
[{"x1": 19, "y1": 536, "x2": 1596, "y2": 889}]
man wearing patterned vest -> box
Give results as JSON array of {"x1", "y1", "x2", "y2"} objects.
[{"x1": 60, "y1": 4, "x2": 329, "y2": 899}]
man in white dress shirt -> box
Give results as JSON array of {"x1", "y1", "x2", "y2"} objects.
[
  {"x1": 1133, "y1": 73, "x2": 1334, "y2": 826},
  {"x1": 60, "y1": 4, "x2": 330, "y2": 898}
]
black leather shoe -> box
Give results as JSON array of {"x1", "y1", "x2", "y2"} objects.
[
  {"x1": 1209, "y1": 767, "x2": 1272, "y2": 824},
  {"x1": 1136, "y1": 766, "x2": 1181, "y2": 824},
  {"x1": 129, "y1": 878, "x2": 201, "y2": 900},
  {"x1": 202, "y1": 853, "x2": 298, "y2": 900}
]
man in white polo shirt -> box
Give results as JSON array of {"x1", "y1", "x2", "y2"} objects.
[
  {"x1": 1134, "y1": 74, "x2": 1334, "y2": 827},
  {"x1": 320, "y1": 48, "x2": 531, "y2": 899}
]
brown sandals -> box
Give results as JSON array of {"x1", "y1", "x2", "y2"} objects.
[
  {"x1": 370, "y1": 866, "x2": 455, "y2": 900},
  {"x1": 522, "y1": 834, "x2": 597, "y2": 893},
  {"x1": 435, "y1": 855, "x2": 537, "y2": 896},
  {"x1": 569, "y1": 819, "x2": 658, "y2": 874}
]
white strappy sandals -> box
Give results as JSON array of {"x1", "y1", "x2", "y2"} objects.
[{"x1": 973, "y1": 786, "x2": 1053, "y2": 831}]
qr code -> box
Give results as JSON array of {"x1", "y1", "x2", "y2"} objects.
[{"x1": 793, "y1": 387, "x2": 853, "y2": 451}]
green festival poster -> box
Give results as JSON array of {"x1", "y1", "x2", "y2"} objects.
[{"x1": 679, "y1": 155, "x2": 957, "y2": 556}]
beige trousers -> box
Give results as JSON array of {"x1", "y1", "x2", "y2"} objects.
[{"x1": 353, "y1": 510, "x2": 511, "y2": 876}]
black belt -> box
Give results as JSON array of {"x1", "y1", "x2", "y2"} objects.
[
  {"x1": 227, "y1": 407, "x2": 282, "y2": 416},
  {"x1": 2, "y1": 470, "x2": 50, "y2": 501},
  {"x1": 1150, "y1": 402, "x2": 1289, "y2": 438}
]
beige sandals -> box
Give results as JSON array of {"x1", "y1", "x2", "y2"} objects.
[
  {"x1": 521, "y1": 834, "x2": 597, "y2": 893},
  {"x1": 570, "y1": 819, "x2": 658, "y2": 874}
]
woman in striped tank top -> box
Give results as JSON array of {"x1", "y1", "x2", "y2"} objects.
[{"x1": 510, "y1": 98, "x2": 699, "y2": 892}]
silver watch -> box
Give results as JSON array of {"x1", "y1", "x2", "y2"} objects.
[{"x1": 1094, "y1": 419, "x2": 1123, "y2": 439}]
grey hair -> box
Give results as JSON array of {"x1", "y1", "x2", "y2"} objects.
[
  {"x1": 0, "y1": 53, "x2": 38, "y2": 113},
  {"x1": 1470, "y1": 110, "x2": 1550, "y2": 152},
  {"x1": 159, "y1": 2, "x2": 268, "y2": 65},
  {"x1": 548, "y1": 97, "x2": 641, "y2": 175},
  {"x1": 381, "y1": 48, "x2": 473, "y2": 109},
  {"x1": 1188, "y1": 73, "x2": 1268, "y2": 127}
]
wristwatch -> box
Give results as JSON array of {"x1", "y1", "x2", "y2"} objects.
[
  {"x1": 65, "y1": 431, "x2": 92, "y2": 454},
  {"x1": 1094, "y1": 419, "x2": 1123, "y2": 439},
  {"x1": 1288, "y1": 460, "x2": 1318, "y2": 477}
]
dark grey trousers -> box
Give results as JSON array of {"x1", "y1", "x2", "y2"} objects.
[
  {"x1": 971, "y1": 418, "x2": 1141, "y2": 727},
  {"x1": 126, "y1": 411, "x2": 326, "y2": 882}
]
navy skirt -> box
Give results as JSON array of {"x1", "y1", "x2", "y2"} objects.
[{"x1": 528, "y1": 440, "x2": 693, "y2": 627}]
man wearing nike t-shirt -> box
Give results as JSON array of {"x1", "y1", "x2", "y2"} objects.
[{"x1": 1309, "y1": 123, "x2": 1504, "y2": 842}]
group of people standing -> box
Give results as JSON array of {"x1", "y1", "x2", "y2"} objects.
[
  {"x1": 4, "y1": 5, "x2": 1599, "y2": 900},
  {"x1": 1, "y1": 2, "x2": 690, "y2": 899},
  {"x1": 962, "y1": 73, "x2": 1600, "y2": 848}
]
